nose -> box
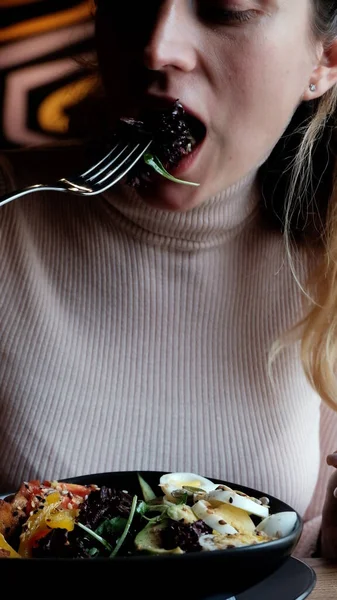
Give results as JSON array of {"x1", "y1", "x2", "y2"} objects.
[{"x1": 143, "y1": 1, "x2": 197, "y2": 73}]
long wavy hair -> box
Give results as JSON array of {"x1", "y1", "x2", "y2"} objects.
[{"x1": 259, "y1": 0, "x2": 337, "y2": 410}]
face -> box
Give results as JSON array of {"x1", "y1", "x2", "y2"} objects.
[{"x1": 95, "y1": 0, "x2": 320, "y2": 211}]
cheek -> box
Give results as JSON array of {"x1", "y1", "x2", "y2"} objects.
[
  {"x1": 207, "y1": 38, "x2": 314, "y2": 178},
  {"x1": 217, "y1": 41, "x2": 312, "y2": 137}
]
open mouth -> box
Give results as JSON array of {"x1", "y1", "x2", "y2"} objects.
[{"x1": 119, "y1": 100, "x2": 207, "y2": 188}]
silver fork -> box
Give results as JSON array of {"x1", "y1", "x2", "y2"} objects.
[{"x1": 0, "y1": 135, "x2": 153, "y2": 208}]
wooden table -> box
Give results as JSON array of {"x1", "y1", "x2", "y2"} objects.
[{"x1": 303, "y1": 558, "x2": 337, "y2": 599}]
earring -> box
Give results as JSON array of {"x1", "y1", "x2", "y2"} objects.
[{"x1": 309, "y1": 83, "x2": 317, "y2": 92}]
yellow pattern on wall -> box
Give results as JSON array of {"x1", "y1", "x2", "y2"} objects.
[
  {"x1": 0, "y1": 0, "x2": 96, "y2": 147},
  {"x1": 0, "y1": 2, "x2": 93, "y2": 42},
  {"x1": 37, "y1": 76, "x2": 97, "y2": 134}
]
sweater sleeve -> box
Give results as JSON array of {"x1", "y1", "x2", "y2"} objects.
[{"x1": 293, "y1": 401, "x2": 337, "y2": 558}]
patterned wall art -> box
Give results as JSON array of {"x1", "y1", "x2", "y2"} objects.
[{"x1": 0, "y1": 0, "x2": 97, "y2": 149}]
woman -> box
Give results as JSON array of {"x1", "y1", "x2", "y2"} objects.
[{"x1": 1, "y1": 0, "x2": 337, "y2": 559}]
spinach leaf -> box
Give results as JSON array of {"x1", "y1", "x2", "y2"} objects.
[
  {"x1": 76, "y1": 521, "x2": 113, "y2": 553},
  {"x1": 110, "y1": 495, "x2": 138, "y2": 558},
  {"x1": 96, "y1": 516, "x2": 127, "y2": 538}
]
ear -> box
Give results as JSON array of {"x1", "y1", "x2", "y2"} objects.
[{"x1": 302, "y1": 37, "x2": 337, "y2": 101}]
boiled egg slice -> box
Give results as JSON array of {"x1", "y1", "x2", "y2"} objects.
[
  {"x1": 255, "y1": 511, "x2": 298, "y2": 538},
  {"x1": 209, "y1": 502, "x2": 255, "y2": 533},
  {"x1": 199, "y1": 531, "x2": 272, "y2": 551},
  {"x1": 207, "y1": 489, "x2": 269, "y2": 519},
  {"x1": 159, "y1": 472, "x2": 217, "y2": 501},
  {"x1": 192, "y1": 499, "x2": 238, "y2": 535}
]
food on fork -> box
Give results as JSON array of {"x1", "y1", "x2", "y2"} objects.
[
  {"x1": 0, "y1": 472, "x2": 298, "y2": 559},
  {"x1": 119, "y1": 100, "x2": 205, "y2": 188}
]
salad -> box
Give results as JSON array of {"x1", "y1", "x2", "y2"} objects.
[{"x1": 0, "y1": 472, "x2": 298, "y2": 559}]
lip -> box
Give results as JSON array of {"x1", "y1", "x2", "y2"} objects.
[
  {"x1": 122, "y1": 94, "x2": 207, "y2": 185},
  {"x1": 143, "y1": 94, "x2": 207, "y2": 176},
  {"x1": 168, "y1": 137, "x2": 205, "y2": 179}
]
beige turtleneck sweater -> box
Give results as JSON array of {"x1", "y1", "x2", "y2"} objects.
[{"x1": 0, "y1": 145, "x2": 337, "y2": 558}]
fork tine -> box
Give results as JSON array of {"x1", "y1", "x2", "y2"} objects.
[
  {"x1": 87, "y1": 142, "x2": 135, "y2": 182},
  {"x1": 84, "y1": 139, "x2": 153, "y2": 194},
  {"x1": 94, "y1": 142, "x2": 146, "y2": 185},
  {"x1": 80, "y1": 139, "x2": 121, "y2": 177}
]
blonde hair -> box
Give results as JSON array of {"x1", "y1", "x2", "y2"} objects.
[
  {"x1": 275, "y1": 86, "x2": 337, "y2": 411},
  {"x1": 261, "y1": 0, "x2": 337, "y2": 411}
]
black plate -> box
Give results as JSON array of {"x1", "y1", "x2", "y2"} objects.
[
  {"x1": 0, "y1": 471, "x2": 303, "y2": 600},
  {"x1": 236, "y1": 557, "x2": 316, "y2": 600}
]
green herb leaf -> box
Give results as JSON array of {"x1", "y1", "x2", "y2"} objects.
[
  {"x1": 137, "y1": 499, "x2": 169, "y2": 517},
  {"x1": 137, "y1": 501, "x2": 171, "y2": 525},
  {"x1": 182, "y1": 485, "x2": 207, "y2": 494},
  {"x1": 144, "y1": 153, "x2": 200, "y2": 187},
  {"x1": 76, "y1": 521, "x2": 113, "y2": 553},
  {"x1": 177, "y1": 492, "x2": 189, "y2": 505},
  {"x1": 137, "y1": 473, "x2": 157, "y2": 502},
  {"x1": 96, "y1": 516, "x2": 127, "y2": 538},
  {"x1": 136, "y1": 500, "x2": 148, "y2": 516},
  {"x1": 110, "y1": 494, "x2": 138, "y2": 558},
  {"x1": 138, "y1": 502, "x2": 168, "y2": 514}
]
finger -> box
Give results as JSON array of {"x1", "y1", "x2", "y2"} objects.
[
  {"x1": 334, "y1": 488, "x2": 337, "y2": 499},
  {"x1": 327, "y1": 452, "x2": 337, "y2": 467}
]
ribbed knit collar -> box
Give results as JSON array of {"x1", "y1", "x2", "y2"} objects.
[{"x1": 103, "y1": 171, "x2": 260, "y2": 250}]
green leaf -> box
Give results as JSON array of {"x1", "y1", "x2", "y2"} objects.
[
  {"x1": 136, "y1": 500, "x2": 167, "y2": 525},
  {"x1": 96, "y1": 516, "x2": 127, "y2": 538},
  {"x1": 137, "y1": 473, "x2": 157, "y2": 502},
  {"x1": 140, "y1": 502, "x2": 168, "y2": 514},
  {"x1": 138, "y1": 501, "x2": 171, "y2": 525},
  {"x1": 110, "y1": 495, "x2": 138, "y2": 558},
  {"x1": 136, "y1": 500, "x2": 155, "y2": 517},
  {"x1": 144, "y1": 153, "x2": 200, "y2": 187},
  {"x1": 76, "y1": 521, "x2": 113, "y2": 553},
  {"x1": 177, "y1": 492, "x2": 189, "y2": 505},
  {"x1": 142, "y1": 514, "x2": 164, "y2": 524}
]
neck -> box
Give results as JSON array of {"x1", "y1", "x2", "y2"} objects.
[{"x1": 103, "y1": 171, "x2": 260, "y2": 250}]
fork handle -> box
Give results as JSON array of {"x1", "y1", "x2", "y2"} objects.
[{"x1": 0, "y1": 185, "x2": 67, "y2": 208}]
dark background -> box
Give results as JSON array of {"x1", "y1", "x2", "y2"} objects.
[{"x1": 0, "y1": 0, "x2": 96, "y2": 149}]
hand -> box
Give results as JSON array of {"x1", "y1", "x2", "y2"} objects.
[{"x1": 321, "y1": 452, "x2": 337, "y2": 558}]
